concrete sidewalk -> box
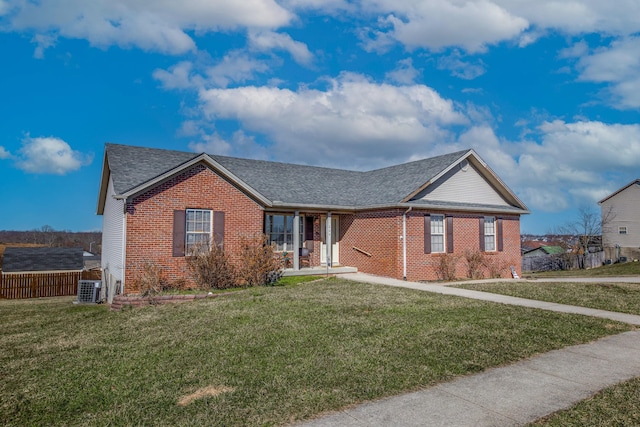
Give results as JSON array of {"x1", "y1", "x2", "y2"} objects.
[{"x1": 295, "y1": 273, "x2": 640, "y2": 427}]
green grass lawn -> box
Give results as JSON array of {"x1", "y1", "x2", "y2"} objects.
[
  {"x1": 525, "y1": 260, "x2": 640, "y2": 278},
  {"x1": 529, "y1": 377, "x2": 640, "y2": 426},
  {"x1": 1, "y1": 278, "x2": 632, "y2": 426},
  {"x1": 454, "y1": 281, "x2": 640, "y2": 315}
]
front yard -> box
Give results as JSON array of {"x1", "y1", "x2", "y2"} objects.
[
  {"x1": 1, "y1": 278, "x2": 632, "y2": 426},
  {"x1": 453, "y1": 281, "x2": 640, "y2": 315}
]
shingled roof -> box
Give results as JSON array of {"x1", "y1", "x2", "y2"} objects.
[
  {"x1": 2, "y1": 247, "x2": 84, "y2": 273},
  {"x1": 99, "y1": 143, "x2": 527, "y2": 213}
]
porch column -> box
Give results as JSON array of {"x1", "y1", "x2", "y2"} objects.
[
  {"x1": 326, "y1": 212, "x2": 332, "y2": 268},
  {"x1": 293, "y1": 211, "x2": 300, "y2": 270}
]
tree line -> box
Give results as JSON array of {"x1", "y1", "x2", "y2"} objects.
[{"x1": 0, "y1": 226, "x2": 102, "y2": 254}]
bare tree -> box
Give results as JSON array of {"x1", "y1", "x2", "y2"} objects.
[{"x1": 559, "y1": 207, "x2": 613, "y2": 269}]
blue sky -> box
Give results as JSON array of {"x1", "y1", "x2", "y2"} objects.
[{"x1": 1, "y1": 1, "x2": 639, "y2": 235}]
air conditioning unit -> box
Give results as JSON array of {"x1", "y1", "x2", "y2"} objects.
[{"x1": 77, "y1": 280, "x2": 101, "y2": 303}]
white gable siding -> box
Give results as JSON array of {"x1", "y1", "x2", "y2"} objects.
[
  {"x1": 101, "y1": 176, "x2": 125, "y2": 285},
  {"x1": 411, "y1": 162, "x2": 511, "y2": 207},
  {"x1": 601, "y1": 182, "x2": 640, "y2": 250}
]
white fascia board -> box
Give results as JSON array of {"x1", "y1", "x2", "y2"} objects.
[
  {"x1": 96, "y1": 151, "x2": 111, "y2": 215},
  {"x1": 115, "y1": 154, "x2": 272, "y2": 206}
]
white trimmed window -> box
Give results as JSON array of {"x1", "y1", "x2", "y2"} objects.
[
  {"x1": 484, "y1": 216, "x2": 496, "y2": 251},
  {"x1": 619, "y1": 226, "x2": 628, "y2": 235},
  {"x1": 186, "y1": 209, "x2": 212, "y2": 253},
  {"x1": 265, "y1": 214, "x2": 304, "y2": 252},
  {"x1": 431, "y1": 214, "x2": 445, "y2": 253}
]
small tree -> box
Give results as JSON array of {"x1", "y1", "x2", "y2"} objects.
[
  {"x1": 558, "y1": 207, "x2": 612, "y2": 269},
  {"x1": 237, "y1": 234, "x2": 283, "y2": 287},
  {"x1": 133, "y1": 261, "x2": 167, "y2": 300},
  {"x1": 186, "y1": 243, "x2": 237, "y2": 290},
  {"x1": 463, "y1": 250, "x2": 485, "y2": 279},
  {"x1": 483, "y1": 256, "x2": 507, "y2": 278},
  {"x1": 433, "y1": 254, "x2": 458, "y2": 281}
]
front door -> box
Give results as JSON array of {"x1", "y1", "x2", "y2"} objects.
[{"x1": 320, "y1": 216, "x2": 339, "y2": 266}]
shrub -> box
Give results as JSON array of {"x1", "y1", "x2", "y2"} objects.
[
  {"x1": 133, "y1": 261, "x2": 167, "y2": 299},
  {"x1": 237, "y1": 234, "x2": 284, "y2": 287},
  {"x1": 483, "y1": 256, "x2": 507, "y2": 278},
  {"x1": 463, "y1": 250, "x2": 486, "y2": 279},
  {"x1": 433, "y1": 254, "x2": 459, "y2": 281},
  {"x1": 186, "y1": 243, "x2": 237, "y2": 290}
]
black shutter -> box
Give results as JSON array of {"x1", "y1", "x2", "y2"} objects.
[
  {"x1": 424, "y1": 214, "x2": 431, "y2": 254},
  {"x1": 213, "y1": 211, "x2": 225, "y2": 248},
  {"x1": 497, "y1": 218, "x2": 504, "y2": 252},
  {"x1": 446, "y1": 215, "x2": 454, "y2": 253},
  {"x1": 172, "y1": 210, "x2": 186, "y2": 257},
  {"x1": 479, "y1": 216, "x2": 485, "y2": 252}
]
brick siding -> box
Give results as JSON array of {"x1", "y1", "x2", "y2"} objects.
[{"x1": 124, "y1": 163, "x2": 263, "y2": 292}]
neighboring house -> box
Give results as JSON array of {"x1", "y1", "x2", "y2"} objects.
[
  {"x1": 521, "y1": 245, "x2": 568, "y2": 273},
  {"x1": 1, "y1": 247, "x2": 87, "y2": 299},
  {"x1": 599, "y1": 179, "x2": 640, "y2": 261},
  {"x1": 522, "y1": 245, "x2": 565, "y2": 258},
  {"x1": 2, "y1": 247, "x2": 85, "y2": 273},
  {"x1": 97, "y1": 143, "x2": 529, "y2": 294}
]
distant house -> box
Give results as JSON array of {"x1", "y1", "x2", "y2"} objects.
[
  {"x1": 522, "y1": 245, "x2": 565, "y2": 258},
  {"x1": 0, "y1": 247, "x2": 87, "y2": 299},
  {"x1": 97, "y1": 143, "x2": 529, "y2": 294},
  {"x1": 599, "y1": 179, "x2": 640, "y2": 262},
  {"x1": 2, "y1": 247, "x2": 84, "y2": 273}
]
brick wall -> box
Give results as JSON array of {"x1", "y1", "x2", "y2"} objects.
[
  {"x1": 124, "y1": 164, "x2": 263, "y2": 292},
  {"x1": 340, "y1": 210, "x2": 522, "y2": 281},
  {"x1": 339, "y1": 210, "x2": 402, "y2": 278}
]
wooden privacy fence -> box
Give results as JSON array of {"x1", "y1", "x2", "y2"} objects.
[{"x1": 0, "y1": 270, "x2": 101, "y2": 299}]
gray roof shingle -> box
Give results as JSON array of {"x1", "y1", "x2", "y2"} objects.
[
  {"x1": 103, "y1": 143, "x2": 524, "y2": 212},
  {"x1": 2, "y1": 247, "x2": 85, "y2": 273}
]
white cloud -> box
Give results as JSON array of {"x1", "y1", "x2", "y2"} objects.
[
  {"x1": 194, "y1": 73, "x2": 466, "y2": 168},
  {"x1": 385, "y1": 58, "x2": 420, "y2": 84},
  {"x1": 558, "y1": 40, "x2": 589, "y2": 59},
  {"x1": 363, "y1": 0, "x2": 529, "y2": 53},
  {"x1": 437, "y1": 51, "x2": 486, "y2": 80},
  {"x1": 249, "y1": 31, "x2": 314, "y2": 66},
  {"x1": 15, "y1": 136, "x2": 93, "y2": 175},
  {"x1": 205, "y1": 51, "x2": 271, "y2": 88},
  {"x1": 495, "y1": 0, "x2": 640, "y2": 36},
  {"x1": 472, "y1": 120, "x2": 640, "y2": 212},
  {"x1": 154, "y1": 52, "x2": 271, "y2": 90},
  {"x1": 574, "y1": 37, "x2": 640, "y2": 109},
  {"x1": 153, "y1": 61, "x2": 198, "y2": 90},
  {"x1": 360, "y1": 1, "x2": 640, "y2": 54},
  {"x1": 0, "y1": 146, "x2": 11, "y2": 159},
  {"x1": 188, "y1": 129, "x2": 269, "y2": 159},
  {"x1": 31, "y1": 33, "x2": 57, "y2": 58},
  {"x1": 4, "y1": 0, "x2": 293, "y2": 54}
]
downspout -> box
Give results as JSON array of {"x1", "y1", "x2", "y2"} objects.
[
  {"x1": 402, "y1": 206, "x2": 412, "y2": 280},
  {"x1": 120, "y1": 198, "x2": 127, "y2": 295}
]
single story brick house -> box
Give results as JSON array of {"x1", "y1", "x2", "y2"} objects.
[{"x1": 97, "y1": 143, "x2": 528, "y2": 294}]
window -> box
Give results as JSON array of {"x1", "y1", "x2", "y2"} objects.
[
  {"x1": 484, "y1": 216, "x2": 496, "y2": 251},
  {"x1": 265, "y1": 214, "x2": 304, "y2": 252},
  {"x1": 431, "y1": 214, "x2": 445, "y2": 253},
  {"x1": 186, "y1": 209, "x2": 212, "y2": 253},
  {"x1": 619, "y1": 226, "x2": 628, "y2": 235}
]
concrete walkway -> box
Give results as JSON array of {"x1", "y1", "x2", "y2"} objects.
[{"x1": 295, "y1": 273, "x2": 640, "y2": 427}]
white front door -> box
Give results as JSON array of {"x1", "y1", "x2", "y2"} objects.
[{"x1": 320, "y1": 216, "x2": 339, "y2": 266}]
